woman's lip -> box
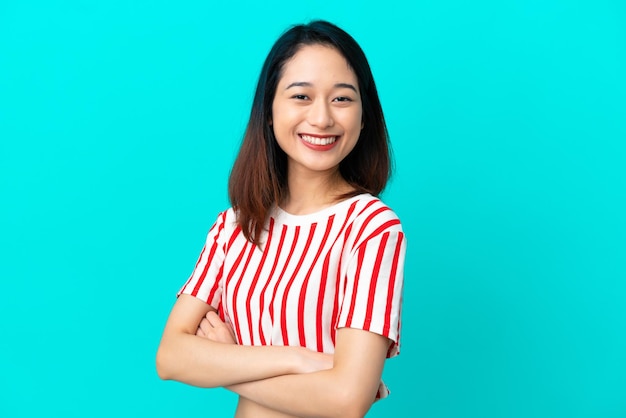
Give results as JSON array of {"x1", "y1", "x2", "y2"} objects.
[
  {"x1": 299, "y1": 134, "x2": 340, "y2": 150},
  {"x1": 298, "y1": 133, "x2": 339, "y2": 138}
]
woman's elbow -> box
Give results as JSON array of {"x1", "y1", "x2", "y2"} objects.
[
  {"x1": 331, "y1": 386, "x2": 375, "y2": 418},
  {"x1": 155, "y1": 343, "x2": 175, "y2": 381}
]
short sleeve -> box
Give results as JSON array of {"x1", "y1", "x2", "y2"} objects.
[
  {"x1": 177, "y1": 210, "x2": 230, "y2": 309},
  {"x1": 337, "y1": 228, "x2": 406, "y2": 358}
]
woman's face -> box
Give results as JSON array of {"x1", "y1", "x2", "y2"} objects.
[{"x1": 271, "y1": 44, "x2": 363, "y2": 179}]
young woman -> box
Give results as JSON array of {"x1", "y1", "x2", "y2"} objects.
[{"x1": 156, "y1": 20, "x2": 407, "y2": 418}]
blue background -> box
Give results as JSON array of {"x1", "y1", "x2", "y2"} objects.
[{"x1": 1, "y1": 1, "x2": 625, "y2": 417}]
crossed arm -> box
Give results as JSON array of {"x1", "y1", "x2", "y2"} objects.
[{"x1": 156, "y1": 294, "x2": 390, "y2": 418}]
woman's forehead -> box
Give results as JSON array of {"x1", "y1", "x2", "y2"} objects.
[{"x1": 278, "y1": 44, "x2": 358, "y2": 87}]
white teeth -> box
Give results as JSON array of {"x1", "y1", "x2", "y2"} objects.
[{"x1": 300, "y1": 135, "x2": 337, "y2": 146}]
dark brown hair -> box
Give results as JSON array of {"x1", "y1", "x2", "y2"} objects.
[{"x1": 228, "y1": 20, "x2": 392, "y2": 245}]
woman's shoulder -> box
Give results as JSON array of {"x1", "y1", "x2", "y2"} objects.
[
  {"x1": 346, "y1": 194, "x2": 405, "y2": 248},
  {"x1": 350, "y1": 194, "x2": 403, "y2": 225},
  {"x1": 208, "y1": 206, "x2": 238, "y2": 224},
  {"x1": 203, "y1": 206, "x2": 240, "y2": 239}
]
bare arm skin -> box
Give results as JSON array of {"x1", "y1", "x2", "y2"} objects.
[
  {"x1": 228, "y1": 328, "x2": 389, "y2": 418},
  {"x1": 193, "y1": 309, "x2": 390, "y2": 418},
  {"x1": 156, "y1": 294, "x2": 332, "y2": 388},
  {"x1": 158, "y1": 295, "x2": 389, "y2": 417}
]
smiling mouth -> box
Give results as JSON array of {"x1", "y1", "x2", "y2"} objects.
[{"x1": 299, "y1": 134, "x2": 338, "y2": 146}]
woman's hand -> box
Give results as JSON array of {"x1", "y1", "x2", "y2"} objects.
[{"x1": 196, "y1": 311, "x2": 237, "y2": 344}]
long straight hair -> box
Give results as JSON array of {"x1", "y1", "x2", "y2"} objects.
[{"x1": 228, "y1": 20, "x2": 392, "y2": 245}]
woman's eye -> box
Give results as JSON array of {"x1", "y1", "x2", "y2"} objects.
[
  {"x1": 292, "y1": 94, "x2": 309, "y2": 100},
  {"x1": 334, "y1": 96, "x2": 353, "y2": 102}
]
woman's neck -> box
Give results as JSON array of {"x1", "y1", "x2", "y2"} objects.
[{"x1": 281, "y1": 168, "x2": 354, "y2": 215}]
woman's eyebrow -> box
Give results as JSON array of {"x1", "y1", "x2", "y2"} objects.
[
  {"x1": 285, "y1": 81, "x2": 312, "y2": 89},
  {"x1": 334, "y1": 82, "x2": 358, "y2": 93},
  {"x1": 285, "y1": 81, "x2": 358, "y2": 92}
]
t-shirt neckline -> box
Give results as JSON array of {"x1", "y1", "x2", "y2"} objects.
[{"x1": 272, "y1": 193, "x2": 373, "y2": 225}]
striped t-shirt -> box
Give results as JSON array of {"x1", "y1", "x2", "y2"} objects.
[{"x1": 179, "y1": 193, "x2": 406, "y2": 397}]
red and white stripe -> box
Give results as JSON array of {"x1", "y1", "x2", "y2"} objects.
[{"x1": 179, "y1": 194, "x2": 406, "y2": 396}]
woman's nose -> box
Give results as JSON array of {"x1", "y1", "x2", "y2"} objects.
[{"x1": 307, "y1": 100, "x2": 334, "y2": 128}]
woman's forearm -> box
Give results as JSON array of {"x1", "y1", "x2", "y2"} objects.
[
  {"x1": 157, "y1": 332, "x2": 307, "y2": 388},
  {"x1": 228, "y1": 328, "x2": 389, "y2": 418},
  {"x1": 229, "y1": 369, "x2": 368, "y2": 418},
  {"x1": 156, "y1": 294, "x2": 329, "y2": 388}
]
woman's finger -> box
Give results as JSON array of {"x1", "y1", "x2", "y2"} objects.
[
  {"x1": 199, "y1": 317, "x2": 212, "y2": 335},
  {"x1": 205, "y1": 311, "x2": 222, "y2": 327}
]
